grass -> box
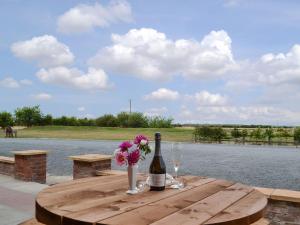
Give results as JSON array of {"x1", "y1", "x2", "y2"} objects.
[{"x1": 16, "y1": 126, "x2": 195, "y2": 142}]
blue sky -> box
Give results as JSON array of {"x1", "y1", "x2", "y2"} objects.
[{"x1": 1, "y1": 0, "x2": 300, "y2": 125}]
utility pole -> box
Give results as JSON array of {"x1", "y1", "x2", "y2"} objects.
[{"x1": 129, "y1": 99, "x2": 132, "y2": 114}]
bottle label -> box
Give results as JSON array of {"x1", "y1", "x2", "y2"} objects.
[{"x1": 149, "y1": 173, "x2": 166, "y2": 187}]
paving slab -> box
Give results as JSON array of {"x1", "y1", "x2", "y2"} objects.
[
  {"x1": 0, "y1": 175, "x2": 48, "y2": 225},
  {"x1": 0, "y1": 204, "x2": 31, "y2": 225}
]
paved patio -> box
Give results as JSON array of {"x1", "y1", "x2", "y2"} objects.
[{"x1": 0, "y1": 175, "x2": 47, "y2": 225}]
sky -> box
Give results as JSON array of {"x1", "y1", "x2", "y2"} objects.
[{"x1": 1, "y1": 0, "x2": 300, "y2": 125}]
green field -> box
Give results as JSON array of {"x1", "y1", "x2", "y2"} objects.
[{"x1": 15, "y1": 126, "x2": 195, "y2": 142}]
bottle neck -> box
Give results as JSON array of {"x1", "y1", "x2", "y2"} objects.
[{"x1": 155, "y1": 138, "x2": 161, "y2": 156}]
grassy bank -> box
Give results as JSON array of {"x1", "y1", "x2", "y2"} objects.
[{"x1": 15, "y1": 126, "x2": 195, "y2": 142}]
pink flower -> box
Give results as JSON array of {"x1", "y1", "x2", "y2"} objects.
[
  {"x1": 134, "y1": 135, "x2": 148, "y2": 145},
  {"x1": 127, "y1": 149, "x2": 140, "y2": 166},
  {"x1": 115, "y1": 150, "x2": 128, "y2": 166},
  {"x1": 119, "y1": 141, "x2": 132, "y2": 151}
]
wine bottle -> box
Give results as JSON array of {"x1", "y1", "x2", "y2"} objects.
[{"x1": 149, "y1": 132, "x2": 166, "y2": 191}]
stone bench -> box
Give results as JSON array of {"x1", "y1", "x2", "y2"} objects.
[
  {"x1": 18, "y1": 218, "x2": 44, "y2": 225},
  {"x1": 251, "y1": 218, "x2": 270, "y2": 225},
  {"x1": 0, "y1": 156, "x2": 15, "y2": 176},
  {"x1": 69, "y1": 154, "x2": 112, "y2": 179}
]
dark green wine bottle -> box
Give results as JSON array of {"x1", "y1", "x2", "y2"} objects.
[{"x1": 149, "y1": 132, "x2": 166, "y2": 191}]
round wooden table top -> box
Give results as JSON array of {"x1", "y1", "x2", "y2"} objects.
[{"x1": 36, "y1": 174, "x2": 267, "y2": 225}]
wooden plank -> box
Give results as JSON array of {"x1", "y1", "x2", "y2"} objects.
[
  {"x1": 58, "y1": 176, "x2": 204, "y2": 213},
  {"x1": 37, "y1": 176, "x2": 128, "y2": 207},
  {"x1": 61, "y1": 177, "x2": 215, "y2": 225},
  {"x1": 204, "y1": 190, "x2": 268, "y2": 225},
  {"x1": 150, "y1": 183, "x2": 253, "y2": 225},
  {"x1": 98, "y1": 180, "x2": 234, "y2": 225},
  {"x1": 41, "y1": 174, "x2": 125, "y2": 194},
  {"x1": 36, "y1": 177, "x2": 129, "y2": 224}
]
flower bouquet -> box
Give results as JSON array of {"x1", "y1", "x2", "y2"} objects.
[{"x1": 114, "y1": 135, "x2": 151, "y2": 194}]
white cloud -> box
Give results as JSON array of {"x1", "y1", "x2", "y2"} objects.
[
  {"x1": 57, "y1": 1, "x2": 133, "y2": 34},
  {"x1": 0, "y1": 77, "x2": 33, "y2": 88},
  {"x1": 144, "y1": 88, "x2": 179, "y2": 101},
  {"x1": 36, "y1": 66, "x2": 111, "y2": 90},
  {"x1": 223, "y1": 0, "x2": 243, "y2": 7},
  {"x1": 186, "y1": 91, "x2": 228, "y2": 106},
  {"x1": 77, "y1": 106, "x2": 85, "y2": 112},
  {"x1": 178, "y1": 105, "x2": 300, "y2": 125},
  {"x1": 144, "y1": 107, "x2": 168, "y2": 117},
  {"x1": 20, "y1": 79, "x2": 33, "y2": 85},
  {"x1": 0, "y1": 77, "x2": 20, "y2": 88},
  {"x1": 11, "y1": 35, "x2": 74, "y2": 67},
  {"x1": 89, "y1": 28, "x2": 236, "y2": 81},
  {"x1": 257, "y1": 44, "x2": 300, "y2": 85},
  {"x1": 32, "y1": 93, "x2": 52, "y2": 100},
  {"x1": 226, "y1": 44, "x2": 300, "y2": 90}
]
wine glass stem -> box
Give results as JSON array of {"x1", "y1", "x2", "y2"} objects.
[{"x1": 175, "y1": 167, "x2": 178, "y2": 179}]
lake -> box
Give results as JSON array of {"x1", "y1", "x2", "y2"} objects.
[{"x1": 1, "y1": 138, "x2": 300, "y2": 190}]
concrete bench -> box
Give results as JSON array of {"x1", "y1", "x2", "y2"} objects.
[
  {"x1": 69, "y1": 154, "x2": 112, "y2": 179},
  {"x1": 0, "y1": 156, "x2": 15, "y2": 176},
  {"x1": 251, "y1": 218, "x2": 270, "y2": 225}
]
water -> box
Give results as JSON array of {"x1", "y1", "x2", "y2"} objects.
[{"x1": 1, "y1": 138, "x2": 300, "y2": 190}]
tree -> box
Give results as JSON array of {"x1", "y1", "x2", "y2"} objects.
[
  {"x1": 277, "y1": 128, "x2": 290, "y2": 143},
  {"x1": 241, "y1": 129, "x2": 248, "y2": 143},
  {"x1": 250, "y1": 128, "x2": 263, "y2": 143},
  {"x1": 294, "y1": 127, "x2": 300, "y2": 146},
  {"x1": 128, "y1": 112, "x2": 148, "y2": 128},
  {"x1": 40, "y1": 114, "x2": 53, "y2": 126},
  {"x1": 117, "y1": 112, "x2": 130, "y2": 127},
  {"x1": 15, "y1": 105, "x2": 42, "y2": 127},
  {"x1": 264, "y1": 128, "x2": 274, "y2": 144},
  {"x1": 96, "y1": 114, "x2": 118, "y2": 127},
  {"x1": 212, "y1": 127, "x2": 227, "y2": 143},
  {"x1": 148, "y1": 116, "x2": 173, "y2": 128},
  {"x1": 194, "y1": 126, "x2": 226, "y2": 143},
  {"x1": 0, "y1": 112, "x2": 14, "y2": 128},
  {"x1": 231, "y1": 128, "x2": 241, "y2": 141}
]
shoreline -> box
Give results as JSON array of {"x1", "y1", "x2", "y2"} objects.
[{"x1": 1, "y1": 136, "x2": 299, "y2": 148}]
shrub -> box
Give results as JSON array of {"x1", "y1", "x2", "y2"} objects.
[
  {"x1": 53, "y1": 116, "x2": 78, "y2": 126},
  {"x1": 117, "y1": 112, "x2": 130, "y2": 127},
  {"x1": 231, "y1": 128, "x2": 241, "y2": 140},
  {"x1": 40, "y1": 114, "x2": 53, "y2": 126},
  {"x1": 96, "y1": 114, "x2": 118, "y2": 127},
  {"x1": 78, "y1": 118, "x2": 96, "y2": 126},
  {"x1": 294, "y1": 127, "x2": 300, "y2": 145},
  {"x1": 194, "y1": 126, "x2": 226, "y2": 142},
  {"x1": 128, "y1": 112, "x2": 148, "y2": 128},
  {"x1": 148, "y1": 116, "x2": 173, "y2": 128}
]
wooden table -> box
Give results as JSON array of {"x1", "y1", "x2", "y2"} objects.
[{"x1": 36, "y1": 175, "x2": 268, "y2": 225}]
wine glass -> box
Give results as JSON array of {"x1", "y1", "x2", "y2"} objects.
[{"x1": 170, "y1": 142, "x2": 183, "y2": 189}]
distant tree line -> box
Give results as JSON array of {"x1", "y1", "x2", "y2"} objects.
[
  {"x1": 0, "y1": 106, "x2": 173, "y2": 128},
  {"x1": 194, "y1": 126, "x2": 300, "y2": 145}
]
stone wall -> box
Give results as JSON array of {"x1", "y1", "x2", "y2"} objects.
[
  {"x1": 265, "y1": 199, "x2": 300, "y2": 224},
  {"x1": 14, "y1": 154, "x2": 47, "y2": 183},
  {"x1": 70, "y1": 154, "x2": 112, "y2": 179},
  {"x1": 0, "y1": 156, "x2": 15, "y2": 176},
  {"x1": 0, "y1": 150, "x2": 47, "y2": 184}
]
